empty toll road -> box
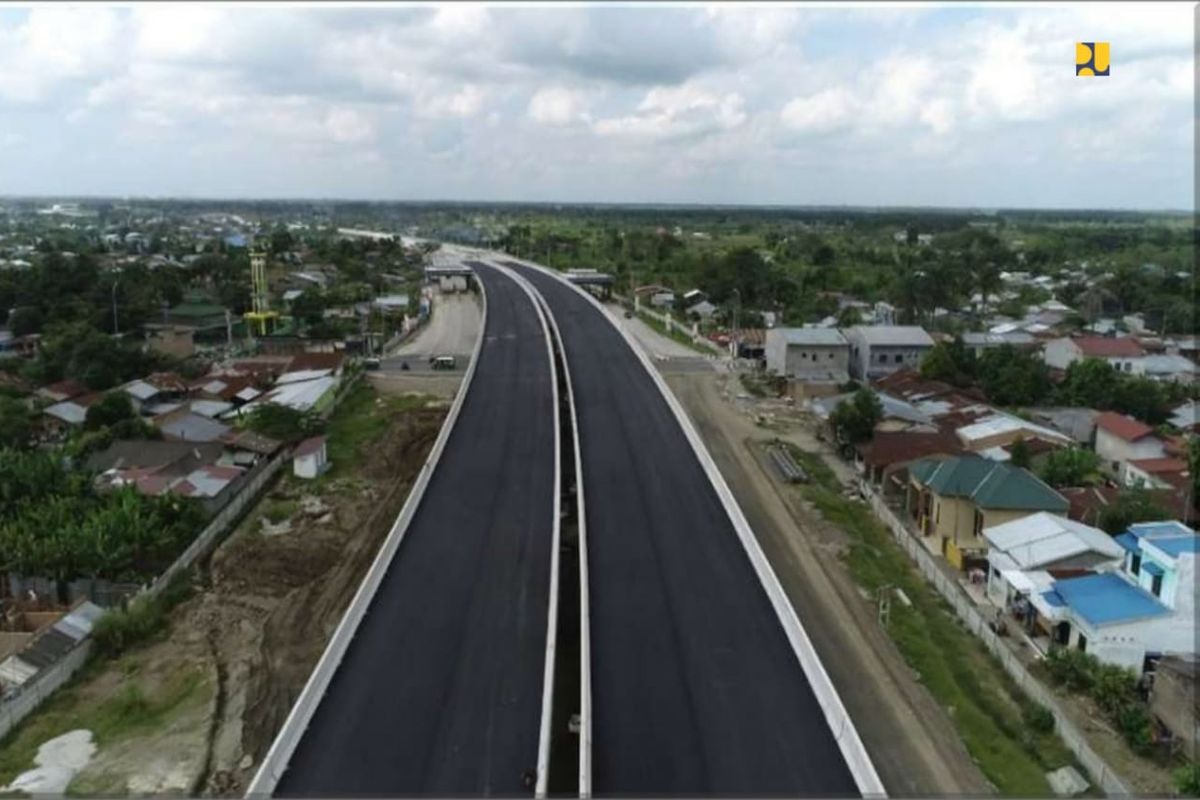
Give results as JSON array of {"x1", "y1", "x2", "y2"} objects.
[
  {"x1": 274, "y1": 262, "x2": 556, "y2": 796},
  {"x1": 505, "y1": 261, "x2": 859, "y2": 796}
]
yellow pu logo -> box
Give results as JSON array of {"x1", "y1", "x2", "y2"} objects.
[{"x1": 1076, "y1": 42, "x2": 1109, "y2": 76}]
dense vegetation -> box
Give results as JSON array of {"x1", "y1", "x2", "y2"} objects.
[
  {"x1": 491, "y1": 207, "x2": 1192, "y2": 334},
  {"x1": 0, "y1": 449, "x2": 205, "y2": 587},
  {"x1": 921, "y1": 341, "x2": 1192, "y2": 423}
]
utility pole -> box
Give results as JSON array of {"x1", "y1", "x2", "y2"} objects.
[
  {"x1": 731, "y1": 288, "x2": 741, "y2": 360},
  {"x1": 111, "y1": 280, "x2": 120, "y2": 335}
]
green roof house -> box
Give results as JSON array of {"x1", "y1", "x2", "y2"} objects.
[
  {"x1": 906, "y1": 455, "x2": 1069, "y2": 568},
  {"x1": 167, "y1": 292, "x2": 229, "y2": 335}
]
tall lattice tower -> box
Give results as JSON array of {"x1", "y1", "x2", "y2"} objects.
[{"x1": 245, "y1": 247, "x2": 278, "y2": 336}]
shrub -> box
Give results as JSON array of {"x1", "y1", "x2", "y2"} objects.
[
  {"x1": 1044, "y1": 647, "x2": 1096, "y2": 693},
  {"x1": 1116, "y1": 705, "x2": 1154, "y2": 756},
  {"x1": 90, "y1": 572, "x2": 194, "y2": 658},
  {"x1": 1173, "y1": 762, "x2": 1200, "y2": 796},
  {"x1": 1093, "y1": 662, "x2": 1140, "y2": 717},
  {"x1": 1022, "y1": 702, "x2": 1055, "y2": 734}
]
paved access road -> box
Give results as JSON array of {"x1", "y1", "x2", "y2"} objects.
[
  {"x1": 388, "y1": 289, "x2": 482, "y2": 365},
  {"x1": 505, "y1": 261, "x2": 858, "y2": 796},
  {"x1": 277, "y1": 263, "x2": 556, "y2": 796}
]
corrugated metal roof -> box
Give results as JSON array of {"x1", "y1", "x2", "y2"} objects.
[
  {"x1": 277, "y1": 368, "x2": 333, "y2": 385},
  {"x1": 1048, "y1": 572, "x2": 1168, "y2": 627},
  {"x1": 957, "y1": 413, "x2": 1071, "y2": 445},
  {"x1": 158, "y1": 412, "x2": 230, "y2": 443},
  {"x1": 122, "y1": 380, "x2": 160, "y2": 401},
  {"x1": 0, "y1": 655, "x2": 38, "y2": 688},
  {"x1": 44, "y1": 401, "x2": 87, "y2": 425},
  {"x1": 767, "y1": 327, "x2": 848, "y2": 346},
  {"x1": 848, "y1": 325, "x2": 934, "y2": 347},
  {"x1": 983, "y1": 512, "x2": 1122, "y2": 569},
  {"x1": 189, "y1": 400, "x2": 233, "y2": 419}
]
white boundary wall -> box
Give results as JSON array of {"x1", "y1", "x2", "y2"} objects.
[
  {"x1": 502, "y1": 256, "x2": 886, "y2": 799},
  {"x1": 246, "y1": 271, "x2": 490, "y2": 797},
  {"x1": 0, "y1": 640, "x2": 92, "y2": 741},
  {"x1": 862, "y1": 483, "x2": 1131, "y2": 797}
]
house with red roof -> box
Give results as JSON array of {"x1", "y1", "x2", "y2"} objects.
[
  {"x1": 1124, "y1": 457, "x2": 1190, "y2": 493},
  {"x1": 34, "y1": 379, "x2": 87, "y2": 405},
  {"x1": 855, "y1": 429, "x2": 964, "y2": 495},
  {"x1": 1094, "y1": 411, "x2": 1166, "y2": 482},
  {"x1": 1043, "y1": 335, "x2": 1145, "y2": 373}
]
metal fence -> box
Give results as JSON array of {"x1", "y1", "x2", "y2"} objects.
[{"x1": 861, "y1": 482, "x2": 1132, "y2": 796}]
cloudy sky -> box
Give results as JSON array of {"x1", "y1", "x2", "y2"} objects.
[{"x1": 0, "y1": 2, "x2": 1192, "y2": 209}]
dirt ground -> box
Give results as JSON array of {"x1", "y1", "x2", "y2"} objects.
[
  {"x1": 367, "y1": 371, "x2": 462, "y2": 400},
  {"x1": 665, "y1": 369, "x2": 994, "y2": 797},
  {"x1": 0, "y1": 396, "x2": 445, "y2": 797}
]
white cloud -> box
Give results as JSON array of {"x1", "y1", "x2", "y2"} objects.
[
  {"x1": 528, "y1": 87, "x2": 589, "y2": 126},
  {"x1": 418, "y1": 84, "x2": 486, "y2": 119},
  {"x1": 780, "y1": 87, "x2": 857, "y2": 134},
  {"x1": 594, "y1": 84, "x2": 746, "y2": 140},
  {"x1": 0, "y1": 6, "x2": 124, "y2": 102},
  {"x1": 0, "y1": 4, "x2": 1189, "y2": 208}
]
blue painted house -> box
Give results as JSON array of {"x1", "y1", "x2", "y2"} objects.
[{"x1": 1032, "y1": 521, "x2": 1197, "y2": 673}]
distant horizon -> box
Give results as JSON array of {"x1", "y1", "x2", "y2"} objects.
[
  {"x1": 0, "y1": 4, "x2": 1190, "y2": 210},
  {"x1": 1, "y1": 194, "x2": 1191, "y2": 217}
]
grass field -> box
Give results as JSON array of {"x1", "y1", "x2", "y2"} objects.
[
  {"x1": 780, "y1": 443, "x2": 1078, "y2": 795},
  {"x1": 0, "y1": 660, "x2": 211, "y2": 792},
  {"x1": 321, "y1": 382, "x2": 433, "y2": 480}
]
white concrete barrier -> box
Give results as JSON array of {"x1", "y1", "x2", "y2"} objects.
[
  {"x1": 492, "y1": 264, "x2": 563, "y2": 799},
  {"x1": 495, "y1": 263, "x2": 592, "y2": 797},
  {"x1": 246, "y1": 265, "x2": 490, "y2": 798},
  {"x1": 502, "y1": 256, "x2": 886, "y2": 799}
]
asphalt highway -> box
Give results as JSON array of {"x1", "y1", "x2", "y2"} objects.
[
  {"x1": 276, "y1": 263, "x2": 556, "y2": 796},
  {"x1": 505, "y1": 261, "x2": 859, "y2": 796}
]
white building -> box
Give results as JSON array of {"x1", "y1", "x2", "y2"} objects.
[
  {"x1": 843, "y1": 325, "x2": 934, "y2": 381},
  {"x1": 1043, "y1": 336, "x2": 1145, "y2": 373},
  {"x1": 1094, "y1": 411, "x2": 1166, "y2": 481},
  {"x1": 1031, "y1": 521, "x2": 1197, "y2": 672},
  {"x1": 764, "y1": 328, "x2": 850, "y2": 384},
  {"x1": 984, "y1": 512, "x2": 1124, "y2": 608},
  {"x1": 293, "y1": 435, "x2": 329, "y2": 479},
  {"x1": 1133, "y1": 354, "x2": 1197, "y2": 384}
]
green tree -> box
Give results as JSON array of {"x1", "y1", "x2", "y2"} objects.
[
  {"x1": 8, "y1": 306, "x2": 43, "y2": 337},
  {"x1": 85, "y1": 392, "x2": 136, "y2": 431},
  {"x1": 1009, "y1": 437, "x2": 1032, "y2": 469},
  {"x1": 1038, "y1": 447, "x2": 1102, "y2": 487},
  {"x1": 0, "y1": 396, "x2": 33, "y2": 448},
  {"x1": 290, "y1": 290, "x2": 327, "y2": 327},
  {"x1": 245, "y1": 403, "x2": 320, "y2": 442},
  {"x1": 977, "y1": 345, "x2": 1051, "y2": 407},
  {"x1": 836, "y1": 306, "x2": 862, "y2": 328},
  {"x1": 921, "y1": 337, "x2": 976, "y2": 386},
  {"x1": 830, "y1": 388, "x2": 883, "y2": 444},
  {"x1": 1058, "y1": 357, "x2": 1119, "y2": 408},
  {"x1": 269, "y1": 226, "x2": 295, "y2": 254},
  {"x1": 1112, "y1": 375, "x2": 1169, "y2": 425},
  {"x1": 1098, "y1": 487, "x2": 1172, "y2": 535}
]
